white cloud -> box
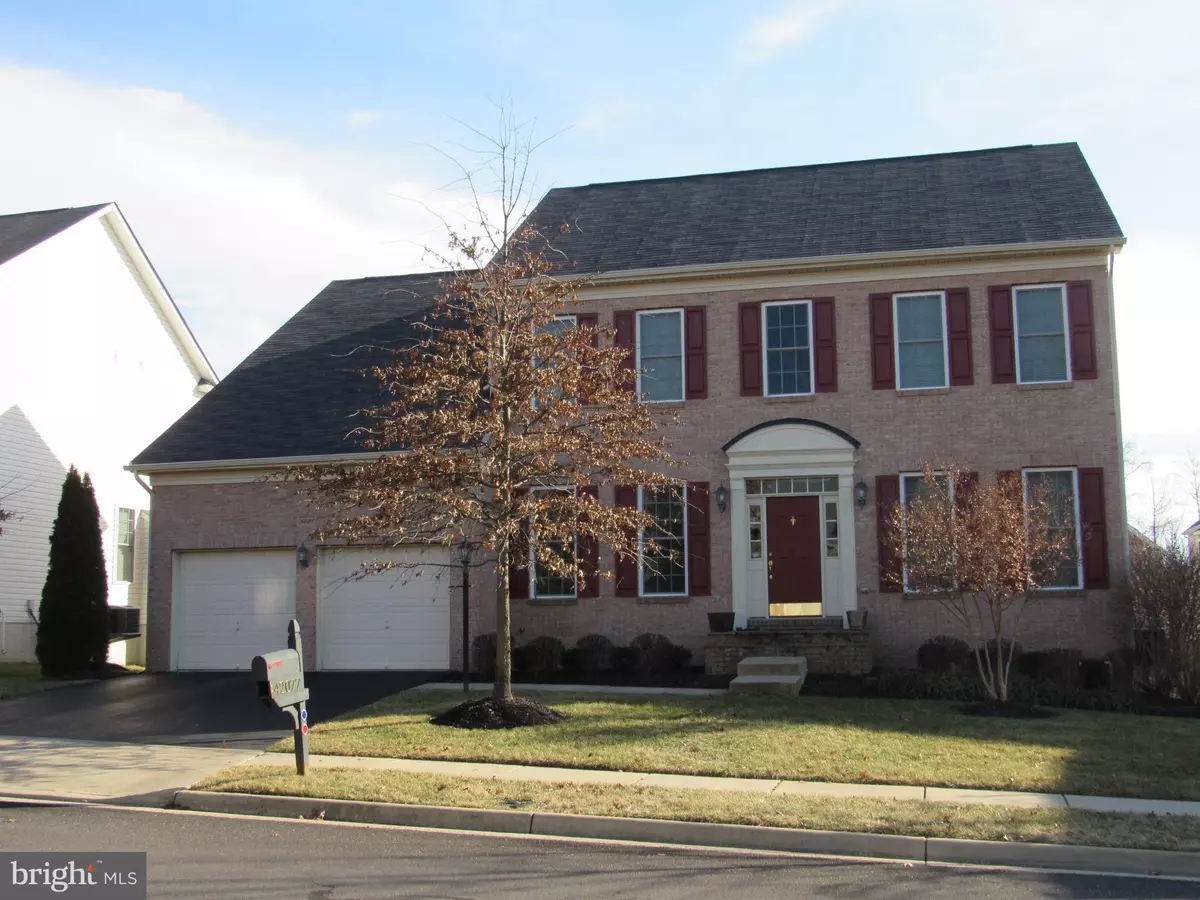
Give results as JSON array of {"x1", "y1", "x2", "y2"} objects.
[
  {"x1": 0, "y1": 65, "x2": 454, "y2": 375},
  {"x1": 734, "y1": 0, "x2": 844, "y2": 65},
  {"x1": 344, "y1": 108, "x2": 385, "y2": 128}
]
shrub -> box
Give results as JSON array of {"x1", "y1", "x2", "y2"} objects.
[
  {"x1": 1080, "y1": 658, "x2": 1113, "y2": 691},
  {"x1": 1127, "y1": 534, "x2": 1200, "y2": 703},
  {"x1": 519, "y1": 636, "x2": 565, "y2": 675},
  {"x1": 610, "y1": 646, "x2": 640, "y2": 674},
  {"x1": 1015, "y1": 648, "x2": 1083, "y2": 686},
  {"x1": 574, "y1": 634, "x2": 615, "y2": 673},
  {"x1": 916, "y1": 635, "x2": 972, "y2": 674},
  {"x1": 36, "y1": 467, "x2": 109, "y2": 677},
  {"x1": 471, "y1": 632, "x2": 501, "y2": 679},
  {"x1": 560, "y1": 647, "x2": 582, "y2": 672},
  {"x1": 631, "y1": 633, "x2": 692, "y2": 673},
  {"x1": 857, "y1": 668, "x2": 1138, "y2": 712}
]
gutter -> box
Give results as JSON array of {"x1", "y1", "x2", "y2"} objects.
[{"x1": 126, "y1": 450, "x2": 388, "y2": 477}]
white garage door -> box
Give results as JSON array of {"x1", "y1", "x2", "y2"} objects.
[
  {"x1": 319, "y1": 548, "x2": 451, "y2": 670},
  {"x1": 173, "y1": 550, "x2": 296, "y2": 671}
]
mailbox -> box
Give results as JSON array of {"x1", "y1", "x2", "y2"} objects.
[{"x1": 252, "y1": 648, "x2": 310, "y2": 709}]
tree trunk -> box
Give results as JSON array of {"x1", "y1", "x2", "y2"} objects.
[{"x1": 494, "y1": 547, "x2": 513, "y2": 701}]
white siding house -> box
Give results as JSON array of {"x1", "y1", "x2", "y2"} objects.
[{"x1": 0, "y1": 204, "x2": 216, "y2": 665}]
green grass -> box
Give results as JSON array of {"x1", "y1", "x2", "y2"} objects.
[
  {"x1": 198, "y1": 765, "x2": 1200, "y2": 853},
  {"x1": 0, "y1": 663, "x2": 64, "y2": 699},
  {"x1": 278, "y1": 690, "x2": 1200, "y2": 800}
]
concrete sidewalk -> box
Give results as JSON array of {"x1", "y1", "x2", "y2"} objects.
[
  {"x1": 254, "y1": 752, "x2": 1200, "y2": 818},
  {"x1": 0, "y1": 735, "x2": 262, "y2": 803}
]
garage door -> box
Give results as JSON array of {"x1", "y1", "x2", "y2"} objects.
[
  {"x1": 318, "y1": 548, "x2": 451, "y2": 670},
  {"x1": 173, "y1": 550, "x2": 296, "y2": 671}
]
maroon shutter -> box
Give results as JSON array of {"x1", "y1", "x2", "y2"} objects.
[
  {"x1": 738, "y1": 301, "x2": 763, "y2": 396},
  {"x1": 509, "y1": 504, "x2": 530, "y2": 601},
  {"x1": 946, "y1": 288, "x2": 973, "y2": 386},
  {"x1": 687, "y1": 481, "x2": 711, "y2": 596},
  {"x1": 577, "y1": 485, "x2": 600, "y2": 598},
  {"x1": 876, "y1": 474, "x2": 902, "y2": 592},
  {"x1": 954, "y1": 471, "x2": 979, "y2": 512},
  {"x1": 684, "y1": 306, "x2": 708, "y2": 399},
  {"x1": 614, "y1": 485, "x2": 638, "y2": 597},
  {"x1": 576, "y1": 312, "x2": 598, "y2": 339},
  {"x1": 869, "y1": 293, "x2": 895, "y2": 390},
  {"x1": 1078, "y1": 468, "x2": 1109, "y2": 588},
  {"x1": 1067, "y1": 281, "x2": 1098, "y2": 380},
  {"x1": 988, "y1": 286, "x2": 1016, "y2": 384},
  {"x1": 812, "y1": 297, "x2": 838, "y2": 393},
  {"x1": 613, "y1": 311, "x2": 636, "y2": 392}
]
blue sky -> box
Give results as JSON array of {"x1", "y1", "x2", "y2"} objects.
[{"x1": 1, "y1": 0, "x2": 1197, "y2": 527}]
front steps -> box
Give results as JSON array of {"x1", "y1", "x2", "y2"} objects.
[{"x1": 728, "y1": 656, "x2": 808, "y2": 695}]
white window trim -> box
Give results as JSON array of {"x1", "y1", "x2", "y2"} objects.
[
  {"x1": 115, "y1": 507, "x2": 135, "y2": 584},
  {"x1": 1022, "y1": 466, "x2": 1084, "y2": 590},
  {"x1": 898, "y1": 471, "x2": 955, "y2": 593},
  {"x1": 529, "y1": 487, "x2": 577, "y2": 600},
  {"x1": 1012, "y1": 283, "x2": 1072, "y2": 385},
  {"x1": 637, "y1": 484, "x2": 689, "y2": 597},
  {"x1": 892, "y1": 291, "x2": 950, "y2": 391},
  {"x1": 761, "y1": 299, "x2": 815, "y2": 397},
  {"x1": 635, "y1": 308, "x2": 685, "y2": 403}
]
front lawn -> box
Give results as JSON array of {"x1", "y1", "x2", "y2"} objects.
[
  {"x1": 280, "y1": 690, "x2": 1200, "y2": 800},
  {"x1": 199, "y1": 766, "x2": 1200, "y2": 853},
  {"x1": 0, "y1": 663, "x2": 67, "y2": 699}
]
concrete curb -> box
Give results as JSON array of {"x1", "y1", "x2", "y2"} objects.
[{"x1": 171, "y1": 791, "x2": 1200, "y2": 878}]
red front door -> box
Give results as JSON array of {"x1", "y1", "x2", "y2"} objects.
[{"x1": 766, "y1": 496, "x2": 823, "y2": 616}]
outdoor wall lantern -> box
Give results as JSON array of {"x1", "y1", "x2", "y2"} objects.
[
  {"x1": 854, "y1": 479, "x2": 869, "y2": 507},
  {"x1": 297, "y1": 544, "x2": 310, "y2": 568},
  {"x1": 715, "y1": 484, "x2": 728, "y2": 513}
]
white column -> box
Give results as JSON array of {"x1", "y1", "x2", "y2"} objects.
[
  {"x1": 729, "y1": 477, "x2": 749, "y2": 628},
  {"x1": 838, "y1": 473, "x2": 858, "y2": 618}
]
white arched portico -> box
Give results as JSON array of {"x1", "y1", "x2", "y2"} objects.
[{"x1": 723, "y1": 419, "x2": 860, "y2": 628}]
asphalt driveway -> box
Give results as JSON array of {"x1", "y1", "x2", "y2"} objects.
[{"x1": 0, "y1": 671, "x2": 440, "y2": 749}]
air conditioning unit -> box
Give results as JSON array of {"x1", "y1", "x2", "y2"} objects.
[{"x1": 107, "y1": 606, "x2": 142, "y2": 642}]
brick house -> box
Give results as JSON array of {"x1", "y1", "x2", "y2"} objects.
[{"x1": 131, "y1": 142, "x2": 1127, "y2": 675}]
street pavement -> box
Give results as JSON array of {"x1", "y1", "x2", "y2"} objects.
[{"x1": 3, "y1": 799, "x2": 1199, "y2": 900}]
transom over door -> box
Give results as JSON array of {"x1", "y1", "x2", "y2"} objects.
[{"x1": 766, "y1": 496, "x2": 823, "y2": 616}]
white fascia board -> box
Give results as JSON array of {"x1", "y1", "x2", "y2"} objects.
[
  {"x1": 126, "y1": 450, "x2": 393, "y2": 476},
  {"x1": 98, "y1": 204, "x2": 220, "y2": 390}
]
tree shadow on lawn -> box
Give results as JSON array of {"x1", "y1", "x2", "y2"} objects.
[{"x1": 317, "y1": 692, "x2": 1200, "y2": 801}]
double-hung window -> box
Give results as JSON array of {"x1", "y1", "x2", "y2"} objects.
[
  {"x1": 1023, "y1": 468, "x2": 1082, "y2": 589},
  {"x1": 115, "y1": 508, "x2": 135, "y2": 583},
  {"x1": 763, "y1": 300, "x2": 813, "y2": 396},
  {"x1": 532, "y1": 315, "x2": 576, "y2": 409},
  {"x1": 639, "y1": 485, "x2": 687, "y2": 596},
  {"x1": 530, "y1": 488, "x2": 576, "y2": 599},
  {"x1": 636, "y1": 309, "x2": 684, "y2": 402},
  {"x1": 1014, "y1": 285, "x2": 1070, "y2": 384},
  {"x1": 899, "y1": 472, "x2": 952, "y2": 592},
  {"x1": 893, "y1": 292, "x2": 948, "y2": 390}
]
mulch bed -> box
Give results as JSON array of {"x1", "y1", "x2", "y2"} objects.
[{"x1": 430, "y1": 696, "x2": 568, "y2": 730}]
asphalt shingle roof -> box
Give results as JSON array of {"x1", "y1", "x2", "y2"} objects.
[
  {"x1": 134, "y1": 142, "x2": 1124, "y2": 467},
  {"x1": 525, "y1": 143, "x2": 1123, "y2": 274},
  {"x1": 0, "y1": 204, "x2": 108, "y2": 267},
  {"x1": 131, "y1": 272, "x2": 449, "y2": 466}
]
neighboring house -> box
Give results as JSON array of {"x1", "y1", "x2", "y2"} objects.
[
  {"x1": 1186, "y1": 520, "x2": 1200, "y2": 556},
  {"x1": 0, "y1": 204, "x2": 216, "y2": 665},
  {"x1": 131, "y1": 142, "x2": 1127, "y2": 675}
]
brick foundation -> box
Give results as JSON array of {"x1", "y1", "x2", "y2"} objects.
[{"x1": 705, "y1": 630, "x2": 873, "y2": 675}]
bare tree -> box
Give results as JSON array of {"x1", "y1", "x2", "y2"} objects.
[
  {"x1": 286, "y1": 114, "x2": 682, "y2": 715},
  {"x1": 0, "y1": 476, "x2": 22, "y2": 538},
  {"x1": 1128, "y1": 532, "x2": 1200, "y2": 703},
  {"x1": 1184, "y1": 449, "x2": 1200, "y2": 524},
  {"x1": 888, "y1": 462, "x2": 1073, "y2": 703}
]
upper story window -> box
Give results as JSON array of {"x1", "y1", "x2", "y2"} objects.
[
  {"x1": 636, "y1": 309, "x2": 684, "y2": 402},
  {"x1": 894, "y1": 292, "x2": 948, "y2": 390},
  {"x1": 1014, "y1": 285, "x2": 1069, "y2": 384},
  {"x1": 1023, "y1": 468, "x2": 1082, "y2": 589},
  {"x1": 639, "y1": 485, "x2": 687, "y2": 596},
  {"x1": 763, "y1": 300, "x2": 812, "y2": 396},
  {"x1": 115, "y1": 508, "x2": 135, "y2": 583}
]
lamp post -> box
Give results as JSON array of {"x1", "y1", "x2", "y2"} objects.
[{"x1": 459, "y1": 538, "x2": 471, "y2": 694}]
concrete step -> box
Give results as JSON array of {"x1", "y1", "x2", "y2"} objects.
[
  {"x1": 728, "y1": 674, "x2": 806, "y2": 696},
  {"x1": 737, "y1": 656, "x2": 809, "y2": 677}
]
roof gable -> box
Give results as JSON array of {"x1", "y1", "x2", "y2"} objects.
[
  {"x1": 0, "y1": 204, "x2": 108, "y2": 267},
  {"x1": 525, "y1": 143, "x2": 1124, "y2": 275}
]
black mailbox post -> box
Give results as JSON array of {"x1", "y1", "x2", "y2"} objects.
[{"x1": 252, "y1": 619, "x2": 310, "y2": 775}]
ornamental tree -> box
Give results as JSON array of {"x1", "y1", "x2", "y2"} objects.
[{"x1": 887, "y1": 462, "x2": 1073, "y2": 703}]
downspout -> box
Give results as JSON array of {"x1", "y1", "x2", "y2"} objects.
[
  {"x1": 1107, "y1": 247, "x2": 1131, "y2": 574},
  {"x1": 134, "y1": 473, "x2": 154, "y2": 496}
]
